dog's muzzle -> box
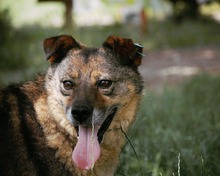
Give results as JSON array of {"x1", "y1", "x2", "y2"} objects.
[
  {"x1": 71, "y1": 105, "x2": 118, "y2": 170},
  {"x1": 71, "y1": 105, "x2": 118, "y2": 144}
]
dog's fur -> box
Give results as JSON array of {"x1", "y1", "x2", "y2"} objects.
[{"x1": 0, "y1": 35, "x2": 143, "y2": 175}]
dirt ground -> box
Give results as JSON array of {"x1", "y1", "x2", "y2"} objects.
[{"x1": 140, "y1": 46, "x2": 220, "y2": 92}]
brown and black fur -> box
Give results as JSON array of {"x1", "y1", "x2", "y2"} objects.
[{"x1": 0, "y1": 35, "x2": 144, "y2": 175}]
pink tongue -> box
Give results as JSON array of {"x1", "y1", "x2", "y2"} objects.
[{"x1": 72, "y1": 126, "x2": 101, "y2": 170}]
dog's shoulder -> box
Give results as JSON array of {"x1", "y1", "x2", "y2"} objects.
[{"x1": 0, "y1": 74, "x2": 46, "y2": 102}]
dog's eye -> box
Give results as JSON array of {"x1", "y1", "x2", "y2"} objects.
[
  {"x1": 97, "y1": 80, "x2": 112, "y2": 89},
  {"x1": 63, "y1": 81, "x2": 74, "y2": 90}
]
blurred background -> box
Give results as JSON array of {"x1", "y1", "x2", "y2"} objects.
[{"x1": 0, "y1": 0, "x2": 220, "y2": 175}]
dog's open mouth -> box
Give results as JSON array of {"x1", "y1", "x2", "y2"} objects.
[{"x1": 72, "y1": 107, "x2": 118, "y2": 170}]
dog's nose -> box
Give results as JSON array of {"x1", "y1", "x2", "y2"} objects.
[{"x1": 71, "y1": 105, "x2": 93, "y2": 123}]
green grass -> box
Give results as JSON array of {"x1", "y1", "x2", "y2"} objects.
[{"x1": 117, "y1": 74, "x2": 220, "y2": 176}]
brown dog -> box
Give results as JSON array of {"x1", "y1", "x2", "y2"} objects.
[{"x1": 0, "y1": 35, "x2": 144, "y2": 175}]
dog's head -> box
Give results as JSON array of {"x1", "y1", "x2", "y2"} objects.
[{"x1": 44, "y1": 35, "x2": 143, "y2": 170}]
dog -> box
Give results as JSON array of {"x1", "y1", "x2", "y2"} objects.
[{"x1": 0, "y1": 35, "x2": 144, "y2": 175}]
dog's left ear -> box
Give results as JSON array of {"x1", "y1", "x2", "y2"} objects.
[
  {"x1": 43, "y1": 35, "x2": 81, "y2": 63},
  {"x1": 102, "y1": 36, "x2": 144, "y2": 67}
]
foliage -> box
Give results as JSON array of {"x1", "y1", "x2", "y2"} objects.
[
  {"x1": 0, "y1": 9, "x2": 12, "y2": 42},
  {"x1": 117, "y1": 74, "x2": 220, "y2": 175},
  {"x1": 0, "y1": 9, "x2": 46, "y2": 71},
  {"x1": 165, "y1": 0, "x2": 220, "y2": 22}
]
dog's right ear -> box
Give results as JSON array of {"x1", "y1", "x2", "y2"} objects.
[{"x1": 43, "y1": 35, "x2": 81, "y2": 63}]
